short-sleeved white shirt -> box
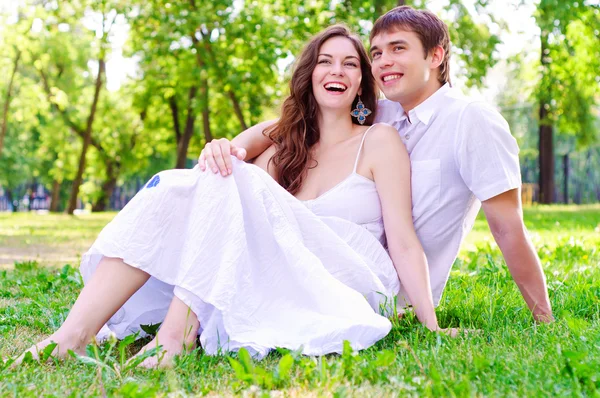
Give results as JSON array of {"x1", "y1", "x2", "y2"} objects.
[{"x1": 375, "y1": 83, "x2": 521, "y2": 305}]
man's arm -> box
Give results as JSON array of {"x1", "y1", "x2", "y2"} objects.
[
  {"x1": 199, "y1": 120, "x2": 276, "y2": 175},
  {"x1": 481, "y1": 188, "x2": 554, "y2": 322}
]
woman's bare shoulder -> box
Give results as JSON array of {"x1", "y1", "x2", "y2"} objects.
[{"x1": 364, "y1": 123, "x2": 406, "y2": 153}]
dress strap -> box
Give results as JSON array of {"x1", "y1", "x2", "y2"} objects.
[{"x1": 352, "y1": 124, "x2": 378, "y2": 173}]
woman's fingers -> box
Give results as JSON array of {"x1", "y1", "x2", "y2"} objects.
[
  {"x1": 202, "y1": 143, "x2": 219, "y2": 173},
  {"x1": 232, "y1": 146, "x2": 247, "y2": 161},
  {"x1": 198, "y1": 139, "x2": 245, "y2": 175},
  {"x1": 214, "y1": 140, "x2": 232, "y2": 175},
  {"x1": 198, "y1": 152, "x2": 206, "y2": 171}
]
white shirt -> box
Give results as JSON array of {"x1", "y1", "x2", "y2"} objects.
[{"x1": 375, "y1": 84, "x2": 521, "y2": 305}]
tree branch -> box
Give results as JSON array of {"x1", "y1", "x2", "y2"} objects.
[
  {"x1": 0, "y1": 48, "x2": 21, "y2": 158},
  {"x1": 169, "y1": 95, "x2": 182, "y2": 143}
]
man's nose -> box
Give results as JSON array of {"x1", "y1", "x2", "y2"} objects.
[{"x1": 379, "y1": 51, "x2": 394, "y2": 68}]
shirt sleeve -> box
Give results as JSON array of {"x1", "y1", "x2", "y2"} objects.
[{"x1": 455, "y1": 101, "x2": 522, "y2": 202}]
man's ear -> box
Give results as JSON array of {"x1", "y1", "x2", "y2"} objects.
[{"x1": 430, "y1": 45, "x2": 445, "y2": 69}]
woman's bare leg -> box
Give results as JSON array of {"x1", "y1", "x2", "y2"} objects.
[
  {"x1": 132, "y1": 295, "x2": 200, "y2": 369},
  {"x1": 14, "y1": 257, "x2": 150, "y2": 364}
]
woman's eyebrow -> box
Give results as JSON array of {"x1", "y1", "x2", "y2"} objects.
[{"x1": 318, "y1": 53, "x2": 359, "y2": 60}]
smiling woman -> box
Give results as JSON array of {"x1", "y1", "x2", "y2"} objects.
[{"x1": 265, "y1": 26, "x2": 378, "y2": 195}]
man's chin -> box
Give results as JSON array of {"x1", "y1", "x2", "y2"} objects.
[{"x1": 380, "y1": 89, "x2": 405, "y2": 103}]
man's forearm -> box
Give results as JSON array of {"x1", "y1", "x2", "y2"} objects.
[
  {"x1": 496, "y1": 230, "x2": 553, "y2": 321},
  {"x1": 231, "y1": 119, "x2": 276, "y2": 160}
]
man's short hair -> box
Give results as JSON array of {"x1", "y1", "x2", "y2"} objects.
[{"x1": 370, "y1": 6, "x2": 451, "y2": 85}]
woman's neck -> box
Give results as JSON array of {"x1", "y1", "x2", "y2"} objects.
[{"x1": 317, "y1": 108, "x2": 355, "y2": 147}]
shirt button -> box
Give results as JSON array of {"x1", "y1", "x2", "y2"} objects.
[{"x1": 405, "y1": 134, "x2": 410, "y2": 140}]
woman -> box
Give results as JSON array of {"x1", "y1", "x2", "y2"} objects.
[{"x1": 16, "y1": 25, "x2": 447, "y2": 368}]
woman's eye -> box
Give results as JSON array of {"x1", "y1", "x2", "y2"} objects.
[
  {"x1": 345, "y1": 62, "x2": 358, "y2": 67},
  {"x1": 318, "y1": 59, "x2": 330, "y2": 64}
]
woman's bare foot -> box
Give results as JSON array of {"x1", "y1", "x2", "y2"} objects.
[
  {"x1": 129, "y1": 327, "x2": 197, "y2": 369},
  {"x1": 128, "y1": 295, "x2": 200, "y2": 369},
  {"x1": 12, "y1": 329, "x2": 89, "y2": 367}
]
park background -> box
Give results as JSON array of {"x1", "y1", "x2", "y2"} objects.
[
  {"x1": 0, "y1": 0, "x2": 599, "y2": 396},
  {"x1": 0, "y1": 0, "x2": 599, "y2": 214}
]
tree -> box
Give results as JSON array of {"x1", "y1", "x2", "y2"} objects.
[{"x1": 535, "y1": 0, "x2": 600, "y2": 203}]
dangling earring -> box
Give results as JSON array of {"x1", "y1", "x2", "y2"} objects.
[{"x1": 350, "y1": 96, "x2": 372, "y2": 125}]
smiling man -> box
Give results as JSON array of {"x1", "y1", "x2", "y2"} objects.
[{"x1": 198, "y1": 6, "x2": 554, "y2": 322}]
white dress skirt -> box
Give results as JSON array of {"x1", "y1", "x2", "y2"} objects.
[{"x1": 81, "y1": 159, "x2": 400, "y2": 359}]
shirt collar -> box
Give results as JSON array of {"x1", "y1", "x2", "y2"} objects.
[{"x1": 406, "y1": 83, "x2": 451, "y2": 126}]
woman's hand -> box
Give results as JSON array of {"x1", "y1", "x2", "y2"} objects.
[{"x1": 198, "y1": 138, "x2": 247, "y2": 176}]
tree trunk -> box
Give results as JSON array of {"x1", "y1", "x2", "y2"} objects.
[
  {"x1": 562, "y1": 154, "x2": 569, "y2": 204},
  {"x1": 92, "y1": 173, "x2": 117, "y2": 212},
  {"x1": 538, "y1": 32, "x2": 554, "y2": 204},
  {"x1": 66, "y1": 59, "x2": 105, "y2": 215},
  {"x1": 6, "y1": 188, "x2": 13, "y2": 211},
  {"x1": 227, "y1": 91, "x2": 248, "y2": 131},
  {"x1": 175, "y1": 86, "x2": 198, "y2": 169},
  {"x1": 50, "y1": 179, "x2": 60, "y2": 212},
  {"x1": 169, "y1": 95, "x2": 182, "y2": 144},
  {"x1": 0, "y1": 49, "x2": 21, "y2": 159},
  {"x1": 201, "y1": 79, "x2": 212, "y2": 144},
  {"x1": 397, "y1": 0, "x2": 407, "y2": 5},
  {"x1": 538, "y1": 107, "x2": 554, "y2": 204}
]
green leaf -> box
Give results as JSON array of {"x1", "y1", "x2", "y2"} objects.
[
  {"x1": 21, "y1": 351, "x2": 34, "y2": 364},
  {"x1": 39, "y1": 342, "x2": 58, "y2": 362},
  {"x1": 124, "y1": 346, "x2": 160, "y2": 371},
  {"x1": 237, "y1": 347, "x2": 254, "y2": 374},
  {"x1": 228, "y1": 357, "x2": 248, "y2": 380},
  {"x1": 374, "y1": 350, "x2": 396, "y2": 368},
  {"x1": 140, "y1": 322, "x2": 161, "y2": 336},
  {"x1": 277, "y1": 353, "x2": 294, "y2": 379}
]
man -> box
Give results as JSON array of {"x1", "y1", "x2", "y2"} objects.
[{"x1": 198, "y1": 6, "x2": 553, "y2": 322}]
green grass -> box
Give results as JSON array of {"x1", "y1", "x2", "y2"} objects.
[{"x1": 1, "y1": 205, "x2": 599, "y2": 396}]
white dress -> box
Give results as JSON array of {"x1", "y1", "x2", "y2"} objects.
[{"x1": 81, "y1": 125, "x2": 401, "y2": 358}]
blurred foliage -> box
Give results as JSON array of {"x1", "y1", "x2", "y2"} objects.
[{"x1": 0, "y1": 0, "x2": 597, "y2": 210}]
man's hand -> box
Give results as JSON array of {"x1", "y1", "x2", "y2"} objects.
[{"x1": 198, "y1": 138, "x2": 247, "y2": 176}]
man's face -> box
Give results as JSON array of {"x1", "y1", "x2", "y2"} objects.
[{"x1": 370, "y1": 29, "x2": 435, "y2": 105}]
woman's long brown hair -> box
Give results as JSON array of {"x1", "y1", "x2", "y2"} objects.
[{"x1": 264, "y1": 25, "x2": 378, "y2": 195}]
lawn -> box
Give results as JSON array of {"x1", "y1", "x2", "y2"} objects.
[{"x1": 1, "y1": 205, "x2": 599, "y2": 396}]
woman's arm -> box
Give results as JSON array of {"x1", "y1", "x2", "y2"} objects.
[
  {"x1": 198, "y1": 120, "x2": 276, "y2": 175},
  {"x1": 365, "y1": 124, "x2": 439, "y2": 330},
  {"x1": 252, "y1": 144, "x2": 278, "y2": 179}
]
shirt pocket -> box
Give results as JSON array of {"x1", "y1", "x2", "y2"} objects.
[{"x1": 410, "y1": 159, "x2": 441, "y2": 218}]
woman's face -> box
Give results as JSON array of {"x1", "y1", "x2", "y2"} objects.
[{"x1": 311, "y1": 36, "x2": 363, "y2": 112}]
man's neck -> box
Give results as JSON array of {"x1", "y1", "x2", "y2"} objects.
[{"x1": 401, "y1": 80, "x2": 444, "y2": 113}]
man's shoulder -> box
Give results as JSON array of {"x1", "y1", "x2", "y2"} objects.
[
  {"x1": 445, "y1": 89, "x2": 504, "y2": 117},
  {"x1": 440, "y1": 88, "x2": 488, "y2": 114}
]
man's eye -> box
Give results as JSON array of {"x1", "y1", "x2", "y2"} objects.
[
  {"x1": 394, "y1": 46, "x2": 405, "y2": 51},
  {"x1": 371, "y1": 52, "x2": 381, "y2": 59}
]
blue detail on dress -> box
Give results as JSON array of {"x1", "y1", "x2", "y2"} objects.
[{"x1": 146, "y1": 175, "x2": 160, "y2": 189}]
